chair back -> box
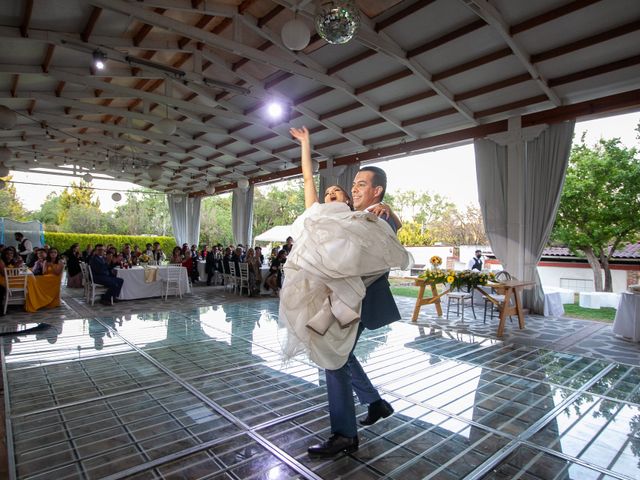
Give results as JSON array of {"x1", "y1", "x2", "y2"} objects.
[
  {"x1": 239, "y1": 263, "x2": 249, "y2": 281},
  {"x1": 5, "y1": 268, "x2": 27, "y2": 291},
  {"x1": 229, "y1": 262, "x2": 236, "y2": 277},
  {"x1": 495, "y1": 270, "x2": 512, "y2": 282},
  {"x1": 166, "y1": 265, "x2": 183, "y2": 281}
]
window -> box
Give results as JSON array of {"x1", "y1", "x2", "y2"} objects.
[{"x1": 560, "y1": 278, "x2": 593, "y2": 292}]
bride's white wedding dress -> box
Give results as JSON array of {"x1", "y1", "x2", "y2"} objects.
[{"x1": 279, "y1": 202, "x2": 412, "y2": 369}]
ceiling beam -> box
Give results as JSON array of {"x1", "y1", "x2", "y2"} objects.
[
  {"x1": 81, "y1": 7, "x2": 103, "y2": 43},
  {"x1": 463, "y1": 0, "x2": 560, "y2": 106},
  {"x1": 202, "y1": 87, "x2": 640, "y2": 195},
  {"x1": 20, "y1": 0, "x2": 33, "y2": 38}
]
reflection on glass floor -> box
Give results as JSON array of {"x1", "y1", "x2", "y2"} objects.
[{"x1": 2, "y1": 301, "x2": 639, "y2": 479}]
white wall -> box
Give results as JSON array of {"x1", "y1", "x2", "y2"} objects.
[{"x1": 537, "y1": 265, "x2": 628, "y2": 293}]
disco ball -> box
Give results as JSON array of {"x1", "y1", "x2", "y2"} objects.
[{"x1": 315, "y1": 0, "x2": 360, "y2": 45}]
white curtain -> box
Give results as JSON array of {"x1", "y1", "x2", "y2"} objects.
[
  {"x1": 168, "y1": 194, "x2": 201, "y2": 246},
  {"x1": 475, "y1": 120, "x2": 574, "y2": 313},
  {"x1": 319, "y1": 162, "x2": 360, "y2": 201},
  {"x1": 232, "y1": 186, "x2": 254, "y2": 246}
]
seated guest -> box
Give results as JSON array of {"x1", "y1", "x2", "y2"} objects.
[
  {"x1": 121, "y1": 244, "x2": 133, "y2": 264},
  {"x1": 245, "y1": 248, "x2": 262, "y2": 296},
  {"x1": 89, "y1": 244, "x2": 124, "y2": 305},
  {"x1": 170, "y1": 246, "x2": 183, "y2": 264},
  {"x1": 152, "y1": 242, "x2": 165, "y2": 262},
  {"x1": 144, "y1": 243, "x2": 153, "y2": 256},
  {"x1": 44, "y1": 248, "x2": 64, "y2": 275},
  {"x1": 255, "y1": 246, "x2": 264, "y2": 266},
  {"x1": 205, "y1": 247, "x2": 216, "y2": 285},
  {"x1": 82, "y1": 244, "x2": 93, "y2": 262},
  {"x1": 31, "y1": 249, "x2": 47, "y2": 275},
  {"x1": 200, "y1": 244, "x2": 209, "y2": 260},
  {"x1": 222, "y1": 247, "x2": 232, "y2": 276},
  {"x1": 65, "y1": 243, "x2": 83, "y2": 288},
  {"x1": 231, "y1": 247, "x2": 243, "y2": 276},
  {"x1": 181, "y1": 243, "x2": 189, "y2": 258},
  {"x1": 1, "y1": 247, "x2": 23, "y2": 268},
  {"x1": 264, "y1": 250, "x2": 287, "y2": 295}
]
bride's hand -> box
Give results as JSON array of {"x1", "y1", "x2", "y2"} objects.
[
  {"x1": 369, "y1": 202, "x2": 391, "y2": 219},
  {"x1": 289, "y1": 126, "x2": 309, "y2": 142}
]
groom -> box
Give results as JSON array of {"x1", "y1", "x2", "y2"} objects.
[{"x1": 308, "y1": 165, "x2": 400, "y2": 457}]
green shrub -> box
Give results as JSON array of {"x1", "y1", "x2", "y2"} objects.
[{"x1": 44, "y1": 232, "x2": 177, "y2": 254}]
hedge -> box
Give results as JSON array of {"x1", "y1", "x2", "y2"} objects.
[{"x1": 44, "y1": 232, "x2": 178, "y2": 254}]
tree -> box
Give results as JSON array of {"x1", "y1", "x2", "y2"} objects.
[
  {"x1": 200, "y1": 194, "x2": 233, "y2": 246},
  {"x1": 61, "y1": 204, "x2": 107, "y2": 234},
  {"x1": 0, "y1": 177, "x2": 28, "y2": 220},
  {"x1": 58, "y1": 181, "x2": 100, "y2": 225},
  {"x1": 552, "y1": 137, "x2": 640, "y2": 291},
  {"x1": 252, "y1": 181, "x2": 306, "y2": 236},
  {"x1": 30, "y1": 192, "x2": 62, "y2": 228},
  {"x1": 112, "y1": 190, "x2": 172, "y2": 236},
  {"x1": 429, "y1": 205, "x2": 487, "y2": 245}
]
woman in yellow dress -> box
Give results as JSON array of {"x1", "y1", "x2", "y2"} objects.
[{"x1": 26, "y1": 248, "x2": 63, "y2": 312}]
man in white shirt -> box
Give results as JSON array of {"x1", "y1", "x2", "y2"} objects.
[
  {"x1": 15, "y1": 232, "x2": 33, "y2": 263},
  {"x1": 467, "y1": 249, "x2": 483, "y2": 271}
]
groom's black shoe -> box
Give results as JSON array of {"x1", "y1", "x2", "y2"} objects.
[
  {"x1": 307, "y1": 434, "x2": 359, "y2": 457},
  {"x1": 360, "y1": 399, "x2": 394, "y2": 426}
]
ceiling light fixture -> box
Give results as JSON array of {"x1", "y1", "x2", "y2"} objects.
[
  {"x1": 315, "y1": 0, "x2": 361, "y2": 45},
  {"x1": 267, "y1": 102, "x2": 284, "y2": 119},
  {"x1": 92, "y1": 49, "x2": 107, "y2": 70}
]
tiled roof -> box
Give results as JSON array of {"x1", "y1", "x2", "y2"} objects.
[{"x1": 542, "y1": 243, "x2": 640, "y2": 259}]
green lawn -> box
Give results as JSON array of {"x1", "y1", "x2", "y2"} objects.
[
  {"x1": 562, "y1": 302, "x2": 616, "y2": 323},
  {"x1": 390, "y1": 279, "x2": 616, "y2": 323}
]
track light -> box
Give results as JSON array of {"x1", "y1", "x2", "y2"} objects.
[{"x1": 93, "y1": 49, "x2": 106, "y2": 70}]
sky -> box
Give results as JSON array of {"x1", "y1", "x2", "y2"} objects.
[{"x1": 8, "y1": 111, "x2": 640, "y2": 212}]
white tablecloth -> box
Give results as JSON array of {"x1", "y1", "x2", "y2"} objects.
[
  {"x1": 115, "y1": 266, "x2": 191, "y2": 300},
  {"x1": 579, "y1": 292, "x2": 621, "y2": 309},
  {"x1": 543, "y1": 287, "x2": 575, "y2": 304},
  {"x1": 613, "y1": 292, "x2": 640, "y2": 342},
  {"x1": 543, "y1": 292, "x2": 564, "y2": 317}
]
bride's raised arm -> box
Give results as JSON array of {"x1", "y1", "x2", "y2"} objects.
[{"x1": 290, "y1": 126, "x2": 318, "y2": 209}]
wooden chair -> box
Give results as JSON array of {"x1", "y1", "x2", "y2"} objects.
[
  {"x1": 162, "y1": 265, "x2": 184, "y2": 300},
  {"x1": 3, "y1": 267, "x2": 28, "y2": 314}
]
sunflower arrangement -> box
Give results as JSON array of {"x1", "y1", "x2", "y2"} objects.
[
  {"x1": 429, "y1": 255, "x2": 443, "y2": 268},
  {"x1": 420, "y1": 269, "x2": 496, "y2": 290},
  {"x1": 419, "y1": 268, "x2": 455, "y2": 285}
]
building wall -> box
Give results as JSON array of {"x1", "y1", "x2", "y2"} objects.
[{"x1": 537, "y1": 265, "x2": 629, "y2": 293}]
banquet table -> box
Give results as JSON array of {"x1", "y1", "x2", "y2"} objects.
[
  {"x1": 612, "y1": 292, "x2": 640, "y2": 342},
  {"x1": 115, "y1": 266, "x2": 191, "y2": 300},
  {"x1": 26, "y1": 273, "x2": 62, "y2": 312}
]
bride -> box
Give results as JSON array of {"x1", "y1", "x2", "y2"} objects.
[{"x1": 279, "y1": 126, "x2": 412, "y2": 369}]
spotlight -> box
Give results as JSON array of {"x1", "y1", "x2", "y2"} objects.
[
  {"x1": 93, "y1": 49, "x2": 106, "y2": 70},
  {"x1": 267, "y1": 102, "x2": 283, "y2": 119}
]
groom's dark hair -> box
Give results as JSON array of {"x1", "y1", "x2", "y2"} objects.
[{"x1": 359, "y1": 166, "x2": 387, "y2": 201}]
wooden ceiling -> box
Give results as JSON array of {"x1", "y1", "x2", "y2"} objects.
[{"x1": 0, "y1": 0, "x2": 639, "y2": 195}]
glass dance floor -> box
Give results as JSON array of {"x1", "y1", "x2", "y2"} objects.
[{"x1": 2, "y1": 299, "x2": 639, "y2": 479}]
